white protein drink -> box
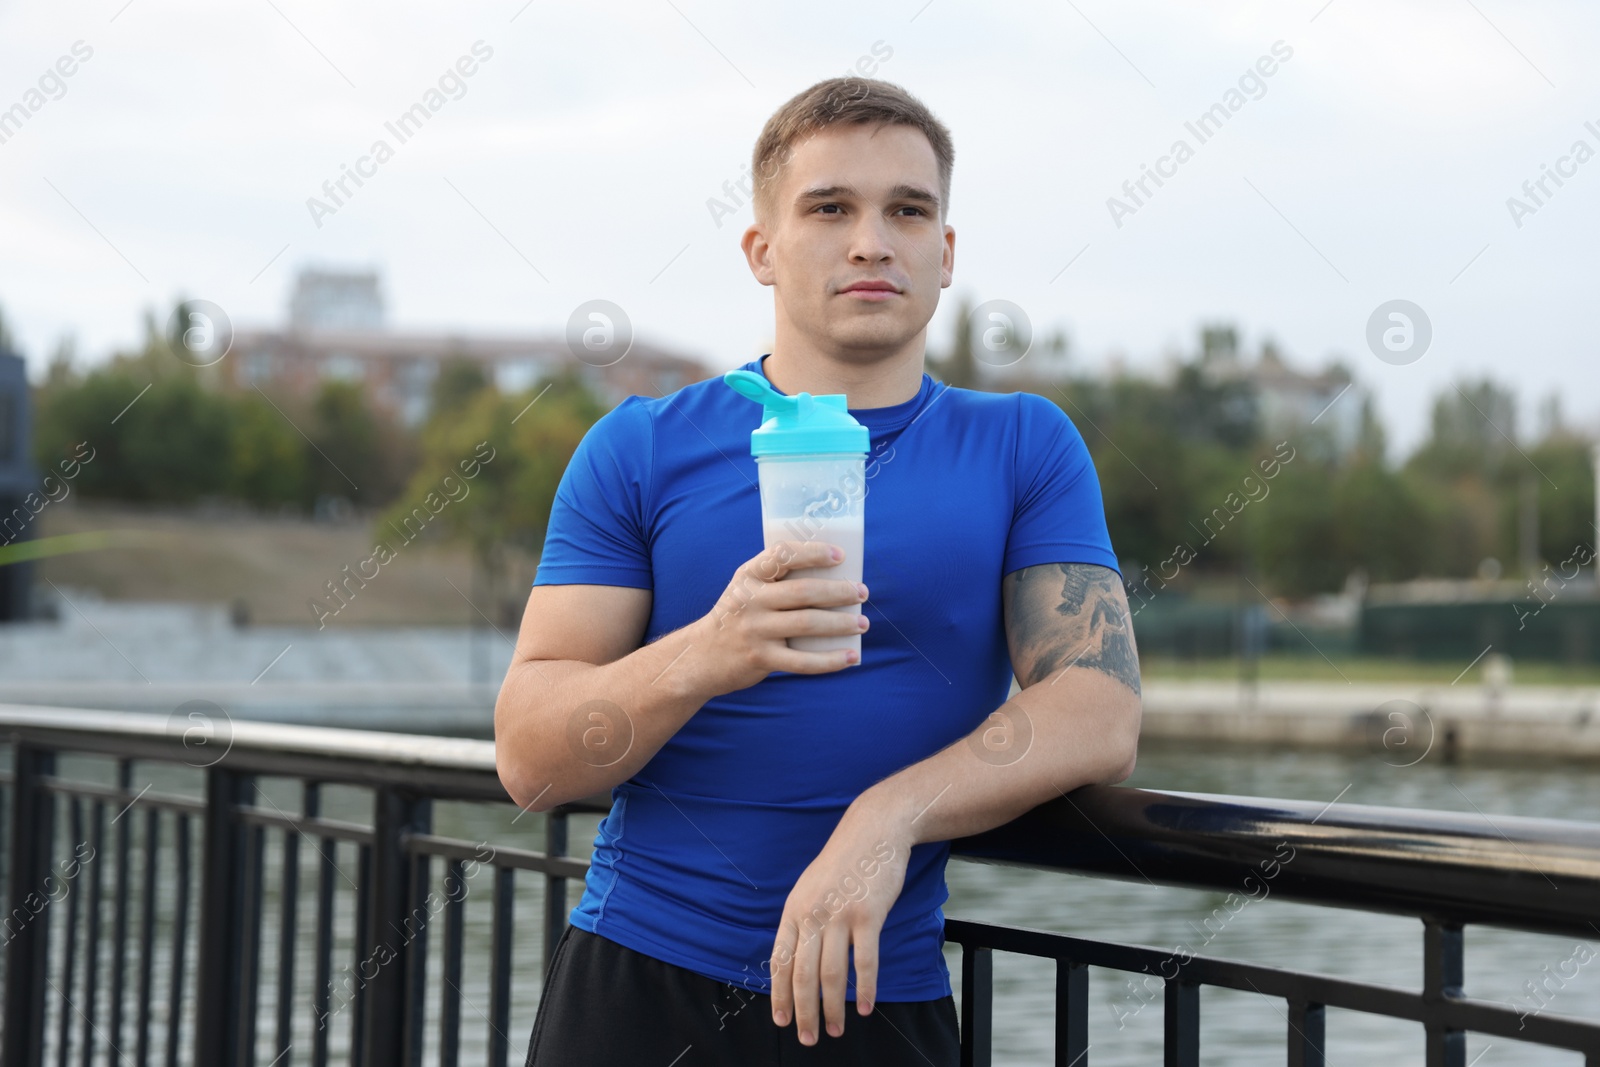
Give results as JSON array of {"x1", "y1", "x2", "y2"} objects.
[{"x1": 761, "y1": 513, "x2": 864, "y2": 656}]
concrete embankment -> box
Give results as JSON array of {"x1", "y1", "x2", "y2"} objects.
[{"x1": 1136, "y1": 680, "x2": 1600, "y2": 762}]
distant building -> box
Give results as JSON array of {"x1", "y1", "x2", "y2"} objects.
[
  {"x1": 226, "y1": 268, "x2": 712, "y2": 425},
  {"x1": 288, "y1": 269, "x2": 385, "y2": 332},
  {"x1": 1196, "y1": 327, "x2": 1364, "y2": 458}
]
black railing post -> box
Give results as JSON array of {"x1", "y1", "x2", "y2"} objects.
[
  {"x1": 1164, "y1": 978, "x2": 1199, "y2": 1067},
  {"x1": 2, "y1": 743, "x2": 56, "y2": 1067},
  {"x1": 236, "y1": 809, "x2": 266, "y2": 1065},
  {"x1": 360, "y1": 786, "x2": 432, "y2": 1067},
  {"x1": 194, "y1": 767, "x2": 254, "y2": 1067},
  {"x1": 959, "y1": 943, "x2": 992, "y2": 1067},
  {"x1": 1424, "y1": 919, "x2": 1466, "y2": 1067},
  {"x1": 351, "y1": 843, "x2": 372, "y2": 1067},
  {"x1": 1057, "y1": 959, "x2": 1089, "y2": 1067},
  {"x1": 403, "y1": 822, "x2": 432, "y2": 1066},
  {"x1": 489, "y1": 867, "x2": 516, "y2": 1067},
  {"x1": 542, "y1": 810, "x2": 568, "y2": 980},
  {"x1": 275, "y1": 796, "x2": 301, "y2": 1067},
  {"x1": 1288, "y1": 1000, "x2": 1326, "y2": 1067},
  {"x1": 136, "y1": 806, "x2": 160, "y2": 1067}
]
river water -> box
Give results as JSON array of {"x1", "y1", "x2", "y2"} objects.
[{"x1": 26, "y1": 742, "x2": 1600, "y2": 1067}]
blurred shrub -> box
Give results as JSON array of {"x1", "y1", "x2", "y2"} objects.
[{"x1": 31, "y1": 309, "x2": 415, "y2": 511}]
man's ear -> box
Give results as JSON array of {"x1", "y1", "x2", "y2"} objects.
[
  {"x1": 940, "y1": 222, "x2": 956, "y2": 289},
  {"x1": 741, "y1": 221, "x2": 777, "y2": 287}
]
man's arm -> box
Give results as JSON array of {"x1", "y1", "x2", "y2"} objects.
[
  {"x1": 493, "y1": 583, "x2": 711, "y2": 813},
  {"x1": 494, "y1": 540, "x2": 871, "y2": 813},
  {"x1": 861, "y1": 560, "x2": 1142, "y2": 842},
  {"x1": 766, "y1": 561, "x2": 1141, "y2": 1042}
]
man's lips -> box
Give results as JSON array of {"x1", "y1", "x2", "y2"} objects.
[{"x1": 839, "y1": 281, "x2": 901, "y2": 301}]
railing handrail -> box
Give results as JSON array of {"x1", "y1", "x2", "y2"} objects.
[
  {"x1": 0, "y1": 703, "x2": 525, "y2": 806},
  {"x1": 0, "y1": 704, "x2": 497, "y2": 770},
  {"x1": 954, "y1": 784, "x2": 1600, "y2": 940},
  {"x1": 4, "y1": 703, "x2": 1599, "y2": 939}
]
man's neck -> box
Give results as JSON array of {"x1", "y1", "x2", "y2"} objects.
[{"x1": 761, "y1": 343, "x2": 925, "y2": 409}]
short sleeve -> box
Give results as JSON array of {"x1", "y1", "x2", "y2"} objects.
[
  {"x1": 532, "y1": 395, "x2": 654, "y2": 589},
  {"x1": 1003, "y1": 391, "x2": 1121, "y2": 578}
]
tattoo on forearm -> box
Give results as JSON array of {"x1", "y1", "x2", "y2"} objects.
[{"x1": 1003, "y1": 563, "x2": 1141, "y2": 695}]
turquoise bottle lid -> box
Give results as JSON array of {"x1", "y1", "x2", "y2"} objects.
[{"x1": 723, "y1": 369, "x2": 870, "y2": 457}]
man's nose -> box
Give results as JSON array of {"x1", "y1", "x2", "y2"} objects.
[{"x1": 847, "y1": 214, "x2": 897, "y2": 262}]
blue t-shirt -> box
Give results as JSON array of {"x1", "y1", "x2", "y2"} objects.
[{"x1": 532, "y1": 353, "x2": 1119, "y2": 1001}]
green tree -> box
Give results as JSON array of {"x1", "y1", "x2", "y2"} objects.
[
  {"x1": 32, "y1": 315, "x2": 234, "y2": 503},
  {"x1": 304, "y1": 380, "x2": 415, "y2": 507},
  {"x1": 1409, "y1": 474, "x2": 1505, "y2": 578},
  {"x1": 1254, "y1": 458, "x2": 1341, "y2": 596},
  {"x1": 1171, "y1": 363, "x2": 1258, "y2": 449},
  {"x1": 118, "y1": 375, "x2": 233, "y2": 501},
  {"x1": 430, "y1": 355, "x2": 491, "y2": 417},
  {"x1": 228, "y1": 392, "x2": 309, "y2": 507},
  {"x1": 1354, "y1": 392, "x2": 1387, "y2": 462},
  {"x1": 375, "y1": 368, "x2": 605, "y2": 597},
  {"x1": 1331, "y1": 460, "x2": 1430, "y2": 582},
  {"x1": 1526, "y1": 437, "x2": 1596, "y2": 564},
  {"x1": 1409, "y1": 378, "x2": 1519, "y2": 483},
  {"x1": 31, "y1": 299, "x2": 418, "y2": 512}
]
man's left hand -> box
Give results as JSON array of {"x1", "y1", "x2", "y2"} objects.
[{"x1": 768, "y1": 792, "x2": 913, "y2": 1045}]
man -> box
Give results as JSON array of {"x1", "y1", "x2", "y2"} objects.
[{"x1": 497, "y1": 75, "x2": 1141, "y2": 1066}]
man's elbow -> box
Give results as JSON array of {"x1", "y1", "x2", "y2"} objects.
[
  {"x1": 494, "y1": 701, "x2": 560, "y2": 814},
  {"x1": 1105, "y1": 692, "x2": 1142, "y2": 784},
  {"x1": 496, "y1": 759, "x2": 554, "y2": 815}
]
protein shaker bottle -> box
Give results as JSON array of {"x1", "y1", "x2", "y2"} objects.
[{"x1": 723, "y1": 369, "x2": 869, "y2": 660}]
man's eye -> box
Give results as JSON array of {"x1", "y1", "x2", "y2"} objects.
[
  {"x1": 895, "y1": 206, "x2": 927, "y2": 217},
  {"x1": 815, "y1": 204, "x2": 842, "y2": 215}
]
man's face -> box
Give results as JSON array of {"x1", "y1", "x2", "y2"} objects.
[{"x1": 742, "y1": 123, "x2": 954, "y2": 360}]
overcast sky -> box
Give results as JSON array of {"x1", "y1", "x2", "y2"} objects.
[{"x1": 2, "y1": 0, "x2": 1596, "y2": 458}]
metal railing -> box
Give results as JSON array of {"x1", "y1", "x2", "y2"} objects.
[
  {"x1": 948, "y1": 787, "x2": 1600, "y2": 1066},
  {"x1": 0, "y1": 706, "x2": 1597, "y2": 1067}
]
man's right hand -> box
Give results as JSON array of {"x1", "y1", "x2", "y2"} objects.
[{"x1": 688, "y1": 539, "x2": 870, "y2": 693}]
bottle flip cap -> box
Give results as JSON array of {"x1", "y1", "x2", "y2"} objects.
[{"x1": 723, "y1": 369, "x2": 870, "y2": 457}]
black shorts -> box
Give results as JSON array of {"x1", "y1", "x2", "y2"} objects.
[{"x1": 525, "y1": 924, "x2": 961, "y2": 1066}]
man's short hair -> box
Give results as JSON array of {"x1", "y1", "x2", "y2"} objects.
[{"x1": 750, "y1": 77, "x2": 955, "y2": 225}]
